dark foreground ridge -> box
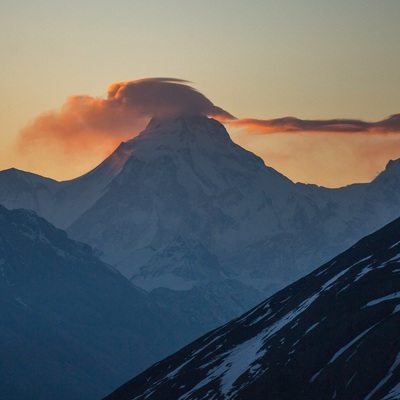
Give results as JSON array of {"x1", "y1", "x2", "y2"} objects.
[
  {"x1": 104, "y1": 216, "x2": 400, "y2": 400},
  {"x1": 0, "y1": 205, "x2": 197, "y2": 400}
]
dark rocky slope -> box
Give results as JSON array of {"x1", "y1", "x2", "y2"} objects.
[
  {"x1": 105, "y1": 216, "x2": 400, "y2": 400},
  {"x1": 0, "y1": 205, "x2": 197, "y2": 400}
]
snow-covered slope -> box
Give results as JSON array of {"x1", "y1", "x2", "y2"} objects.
[
  {"x1": 0, "y1": 205, "x2": 200, "y2": 400},
  {"x1": 67, "y1": 116, "x2": 400, "y2": 294},
  {"x1": 68, "y1": 116, "x2": 296, "y2": 289},
  {"x1": 104, "y1": 216, "x2": 400, "y2": 400}
]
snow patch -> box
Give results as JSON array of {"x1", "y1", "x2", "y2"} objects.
[
  {"x1": 362, "y1": 292, "x2": 400, "y2": 308},
  {"x1": 345, "y1": 371, "x2": 357, "y2": 388},
  {"x1": 354, "y1": 264, "x2": 374, "y2": 282},
  {"x1": 321, "y1": 267, "x2": 352, "y2": 291},
  {"x1": 328, "y1": 324, "x2": 377, "y2": 364},
  {"x1": 315, "y1": 261, "x2": 336, "y2": 277},
  {"x1": 337, "y1": 284, "x2": 351, "y2": 294},
  {"x1": 305, "y1": 321, "x2": 321, "y2": 335},
  {"x1": 393, "y1": 268, "x2": 400, "y2": 274},
  {"x1": 392, "y1": 304, "x2": 400, "y2": 314},
  {"x1": 237, "y1": 301, "x2": 271, "y2": 326},
  {"x1": 382, "y1": 381, "x2": 400, "y2": 399},
  {"x1": 260, "y1": 292, "x2": 320, "y2": 344},
  {"x1": 384, "y1": 255, "x2": 400, "y2": 264},
  {"x1": 389, "y1": 240, "x2": 400, "y2": 250},
  {"x1": 176, "y1": 333, "x2": 267, "y2": 399},
  {"x1": 219, "y1": 335, "x2": 267, "y2": 396},
  {"x1": 310, "y1": 369, "x2": 323, "y2": 383},
  {"x1": 248, "y1": 308, "x2": 272, "y2": 326},
  {"x1": 365, "y1": 351, "x2": 400, "y2": 400}
]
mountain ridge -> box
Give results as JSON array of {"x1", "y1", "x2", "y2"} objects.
[
  {"x1": 0, "y1": 204, "x2": 201, "y2": 400},
  {"x1": 103, "y1": 215, "x2": 400, "y2": 400}
]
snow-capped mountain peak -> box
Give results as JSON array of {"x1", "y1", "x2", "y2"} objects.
[{"x1": 67, "y1": 116, "x2": 296, "y2": 292}]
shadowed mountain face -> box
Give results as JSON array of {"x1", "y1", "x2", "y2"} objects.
[
  {"x1": 0, "y1": 205, "x2": 200, "y2": 400},
  {"x1": 1, "y1": 116, "x2": 400, "y2": 334},
  {"x1": 104, "y1": 217, "x2": 400, "y2": 400}
]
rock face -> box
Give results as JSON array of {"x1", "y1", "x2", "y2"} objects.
[
  {"x1": 0, "y1": 205, "x2": 199, "y2": 400},
  {"x1": 104, "y1": 216, "x2": 400, "y2": 400},
  {"x1": 1, "y1": 116, "x2": 400, "y2": 331}
]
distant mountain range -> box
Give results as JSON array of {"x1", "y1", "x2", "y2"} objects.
[
  {"x1": 1, "y1": 116, "x2": 400, "y2": 399},
  {"x1": 1, "y1": 116, "x2": 399, "y2": 333},
  {"x1": 0, "y1": 205, "x2": 200, "y2": 400},
  {"x1": 104, "y1": 215, "x2": 400, "y2": 400}
]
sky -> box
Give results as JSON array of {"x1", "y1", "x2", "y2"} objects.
[{"x1": 1, "y1": 1, "x2": 400, "y2": 187}]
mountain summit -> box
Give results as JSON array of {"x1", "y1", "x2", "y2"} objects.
[{"x1": 68, "y1": 115, "x2": 295, "y2": 291}]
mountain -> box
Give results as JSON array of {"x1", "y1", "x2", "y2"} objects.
[
  {"x1": 0, "y1": 141, "x2": 134, "y2": 228},
  {"x1": 56, "y1": 116, "x2": 400, "y2": 301},
  {"x1": 104, "y1": 216, "x2": 400, "y2": 400},
  {"x1": 1, "y1": 116, "x2": 400, "y2": 330},
  {"x1": 66, "y1": 116, "x2": 295, "y2": 283},
  {"x1": 0, "y1": 205, "x2": 199, "y2": 400}
]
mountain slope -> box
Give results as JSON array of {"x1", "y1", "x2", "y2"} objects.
[
  {"x1": 0, "y1": 205, "x2": 198, "y2": 400},
  {"x1": 67, "y1": 116, "x2": 295, "y2": 287},
  {"x1": 2, "y1": 116, "x2": 400, "y2": 330},
  {"x1": 0, "y1": 140, "x2": 135, "y2": 228},
  {"x1": 104, "y1": 216, "x2": 400, "y2": 400},
  {"x1": 66, "y1": 115, "x2": 400, "y2": 295}
]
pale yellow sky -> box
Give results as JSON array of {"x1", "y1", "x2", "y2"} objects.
[{"x1": 1, "y1": 1, "x2": 400, "y2": 187}]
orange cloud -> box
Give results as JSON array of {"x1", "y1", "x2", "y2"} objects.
[
  {"x1": 228, "y1": 114, "x2": 400, "y2": 134},
  {"x1": 16, "y1": 78, "x2": 234, "y2": 180}
]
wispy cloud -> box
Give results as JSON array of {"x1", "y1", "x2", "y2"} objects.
[
  {"x1": 228, "y1": 114, "x2": 400, "y2": 134},
  {"x1": 230, "y1": 114, "x2": 400, "y2": 187}
]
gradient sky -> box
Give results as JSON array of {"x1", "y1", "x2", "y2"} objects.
[{"x1": 1, "y1": 1, "x2": 400, "y2": 187}]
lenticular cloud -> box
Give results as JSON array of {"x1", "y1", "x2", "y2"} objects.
[
  {"x1": 228, "y1": 114, "x2": 400, "y2": 134},
  {"x1": 18, "y1": 77, "x2": 235, "y2": 152},
  {"x1": 106, "y1": 78, "x2": 235, "y2": 120}
]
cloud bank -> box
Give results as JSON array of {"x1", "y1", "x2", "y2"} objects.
[{"x1": 228, "y1": 114, "x2": 400, "y2": 134}]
